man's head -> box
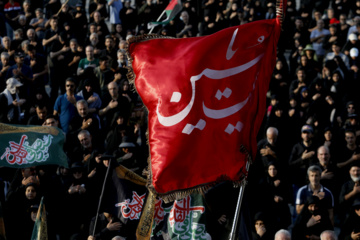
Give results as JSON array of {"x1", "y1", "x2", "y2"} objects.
[
  {"x1": 266, "y1": 127, "x2": 278, "y2": 145},
  {"x1": 347, "y1": 101, "x2": 356, "y2": 114},
  {"x1": 119, "y1": 40, "x2": 127, "y2": 50},
  {"x1": 22, "y1": 167, "x2": 36, "y2": 178},
  {"x1": 69, "y1": 38, "x2": 78, "y2": 52},
  {"x1": 99, "y1": 56, "x2": 108, "y2": 70},
  {"x1": 301, "y1": 125, "x2": 313, "y2": 143},
  {"x1": 76, "y1": 100, "x2": 89, "y2": 118},
  {"x1": 35, "y1": 104, "x2": 47, "y2": 120},
  {"x1": 44, "y1": 115, "x2": 59, "y2": 127},
  {"x1": 317, "y1": 19, "x2": 325, "y2": 30},
  {"x1": 2, "y1": 36, "x2": 11, "y2": 49},
  {"x1": 320, "y1": 230, "x2": 338, "y2": 240},
  {"x1": 274, "y1": 229, "x2": 291, "y2": 240},
  {"x1": 78, "y1": 130, "x2": 92, "y2": 149},
  {"x1": 35, "y1": 8, "x2": 43, "y2": 18},
  {"x1": 350, "y1": 164, "x2": 360, "y2": 183},
  {"x1": 94, "y1": 11, "x2": 101, "y2": 23},
  {"x1": 105, "y1": 35, "x2": 114, "y2": 49},
  {"x1": 180, "y1": 11, "x2": 189, "y2": 23},
  {"x1": 108, "y1": 81, "x2": 118, "y2": 98},
  {"x1": 307, "y1": 165, "x2": 322, "y2": 187},
  {"x1": 345, "y1": 130, "x2": 356, "y2": 146},
  {"x1": 296, "y1": 67, "x2": 306, "y2": 82},
  {"x1": 317, "y1": 146, "x2": 330, "y2": 167},
  {"x1": 85, "y1": 45, "x2": 94, "y2": 60},
  {"x1": 49, "y1": 16, "x2": 58, "y2": 30},
  {"x1": 331, "y1": 42, "x2": 341, "y2": 54},
  {"x1": 1, "y1": 52, "x2": 9, "y2": 66},
  {"x1": 14, "y1": 52, "x2": 25, "y2": 65},
  {"x1": 27, "y1": 28, "x2": 36, "y2": 41},
  {"x1": 65, "y1": 78, "x2": 76, "y2": 94}
]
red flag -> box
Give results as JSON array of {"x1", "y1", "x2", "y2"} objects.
[{"x1": 128, "y1": 18, "x2": 281, "y2": 201}]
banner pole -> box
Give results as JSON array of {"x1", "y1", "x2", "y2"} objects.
[
  {"x1": 148, "y1": 10, "x2": 166, "y2": 34},
  {"x1": 92, "y1": 158, "x2": 112, "y2": 236},
  {"x1": 229, "y1": 160, "x2": 250, "y2": 240}
]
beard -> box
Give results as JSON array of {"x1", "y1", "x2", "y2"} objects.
[{"x1": 351, "y1": 175, "x2": 360, "y2": 183}]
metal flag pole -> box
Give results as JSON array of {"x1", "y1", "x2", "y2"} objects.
[
  {"x1": 92, "y1": 158, "x2": 112, "y2": 237},
  {"x1": 229, "y1": 159, "x2": 251, "y2": 240},
  {"x1": 148, "y1": 10, "x2": 166, "y2": 34},
  {"x1": 228, "y1": 0, "x2": 285, "y2": 239}
]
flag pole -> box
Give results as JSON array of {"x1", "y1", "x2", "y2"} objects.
[
  {"x1": 229, "y1": 155, "x2": 251, "y2": 240},
  {"x1": 148, "y1": 10, "x2": 166, "y2": 34},
  {"x1": 92, "y1": 158, "x2": 112, "y2": 236},
  {"x1": 228, "y1": 1, "x2": 285, "y2": 238}
]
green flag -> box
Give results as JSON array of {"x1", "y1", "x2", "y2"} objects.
[
  {"x1": 0, "y1": 123, "x2": 68, "y2": 168},
  {"x1": 31, "y1": 197, "x2": 48, "y2": 240},
  {"x1": 148, "y1": 0, "x2": 182, "y2": 29}
]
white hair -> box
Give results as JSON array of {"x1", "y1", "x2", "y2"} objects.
[
  {"x1": 274, "y1": 229, "x2": 291, "y2": 240},
  {"x1": 266, "y1": 127, "x2": 278, "y2": 136},
  {"x1": 320, "y1": 230, "x2": 337, "y2": 240}
]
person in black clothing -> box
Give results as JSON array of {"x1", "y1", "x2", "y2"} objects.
[
  {"x1": 288, "y1": 124, "x2": 318, "y2": 188},
  {"x1": 99, "y1": 81, "x2": 131, "y2": 132},
  {"x1": 67, "y1": 99, "x2": 101, "y2": 148},
  {"x1": 251, "y1": 212, "x2": 275, "y2": 240},
  {"x1": 258, "y1": 162, "x2": 292, "y2": 231},
  {"x1": 27, "y1": 103, "x2": 48, "y2": 125},
  {"x1": 339, "y1": 199, "x2": 360, "y2": 240},
  {"x1": 88, "y1": 210, "x2": 123, "y2": 240},
  {"x1": 292, "y1": 195, "x2": 333, "y2": 240}
]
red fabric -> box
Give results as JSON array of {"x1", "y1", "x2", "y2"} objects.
[
  {"x1": 165, "y1": 0, "x2": 180, "y2": 11},
  {"x1": 129, "y1": 19, "x2": 281, "y2": 195}
]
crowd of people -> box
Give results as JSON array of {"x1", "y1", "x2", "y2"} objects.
[{"x1": 1, "y1": 0, "x2": 360, "y2": 239}]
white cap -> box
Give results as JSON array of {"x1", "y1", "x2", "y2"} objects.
[
  {"x1": 349, "y1": 33, "x2": 358, "y2": 41},
  {"x1": 350, "y1": 47, "x2": 359, "y2": 57},
  {"x1": 6, "y1": 78, "x2": 22, "y2": 94}
]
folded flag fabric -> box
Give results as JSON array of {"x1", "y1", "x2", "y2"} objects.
[
  {"x1": 128, "y1": 17, "x2": 282, "y2": 202},
  {"x1": 0, "y1": 123, "x2": 68, "y2": 168},
  {"x1": 31, "y1": 196, "x2": 48, "y2": 240},
  {"x1": 148, "y1": 0, "x2": 182, "y2": 29}
]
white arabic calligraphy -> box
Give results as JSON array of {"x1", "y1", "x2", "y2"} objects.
[
  {"x1": 155, "y1": 29, "x2": 265, "y2": 133},
  {"x1": 203, "y1": 96, "x2": 249, "y2": 119},
  {"x1": 215, "y1": 88, "x2": 232, "y2": 100},
  {"x1": 226, "y1": 28, "x2": 238, "y2": 60},
  {"x1": 156, "y1": 54, "x2": 263, "y2": 127}
]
